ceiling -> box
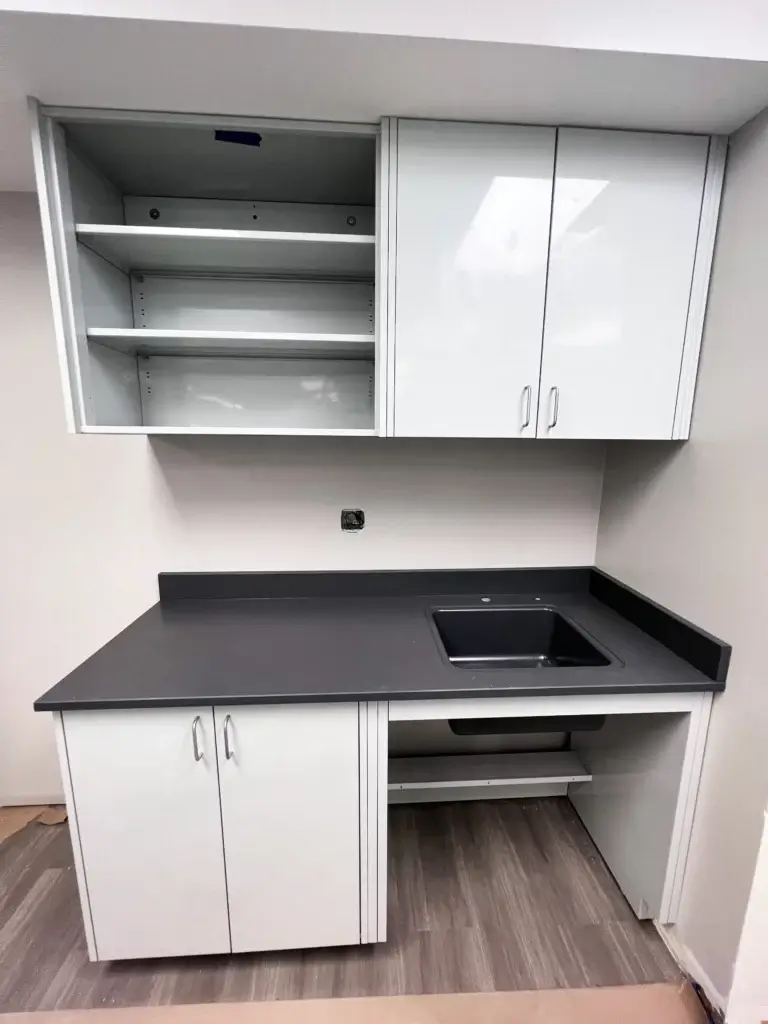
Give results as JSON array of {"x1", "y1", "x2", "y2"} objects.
[
  {"x1": 6, "y1": 0, "x2": 768, "y2": 61},
  {"x1": 3, "y1": 10, "x2": 768, "y2": 192}
]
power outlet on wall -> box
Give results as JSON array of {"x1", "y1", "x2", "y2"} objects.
[{"x1": 341, "y1": 509, "x2": 365, "y2": 532}]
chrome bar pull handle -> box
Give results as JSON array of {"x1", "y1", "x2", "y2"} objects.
[
  {"x1": 521, "y1": 385, "x2": 532, "y2": 430},
  {"x1": 192, "y1": 715, "x2": 204, "y2": 762},
  {"x1": 548, "y1": 386, "x2": 560, "y2": 430},
  {"x1": 223, "y1": 714, "x2": 234, "y2": 760}
]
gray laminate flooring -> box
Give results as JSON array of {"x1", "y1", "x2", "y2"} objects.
[{"x1": 0, "y1": 798, "x2": 678, "y2": 1011}]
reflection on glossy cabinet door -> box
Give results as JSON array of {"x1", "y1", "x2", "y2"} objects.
[
  {"x1": 538, "y1": 128, "x2": 709, "y2": 439},
  {"x1": 393, "y1": 120, "x2": 556, "y2": 437}
]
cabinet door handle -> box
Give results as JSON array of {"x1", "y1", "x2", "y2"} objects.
[
  {"x1": 223, "y1": 714, "x2": 234, "y2": 760},
  {"x1": 521, "y1": 385, "x2": 532, "y2": 430},
  {"x1": 192, "y1": 715, "x2": 204, "y2": 762},
  {"x1": 548, "y1": 386, "x2": 560, "y2": 430}
]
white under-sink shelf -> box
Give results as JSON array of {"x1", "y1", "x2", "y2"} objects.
[{"x1": 388, "y1": 750, "x2": 591, "y2": 803}]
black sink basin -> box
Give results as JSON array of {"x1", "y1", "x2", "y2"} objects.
[{"x1": 432, "y1": 607, "x2": 612, "y2": 670}]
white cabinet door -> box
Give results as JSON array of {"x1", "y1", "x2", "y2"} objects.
[
  {"x1": 216, "y1": 703, "x2": 361, "y2": 953},
  {"x1": 538, "y1": 128, "x2": 709, "y2": 439},
  {"x1": 392, "y1": 120, "x2": 556, "y2": 437},
  {"x1": 63, "y1": 708, "x2": 230, "y2": 960}
]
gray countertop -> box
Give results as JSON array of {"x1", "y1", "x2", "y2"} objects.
[{"x1": 34, "y1": 586, "x2": 722, "y2": 711}]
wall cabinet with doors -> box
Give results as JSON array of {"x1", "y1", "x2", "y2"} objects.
[
  {"x1": 384, "y1": 120, "x2": 725, "y2": 440},
  {"x1": 32, "y1": 104, "x2": 725, "y2": 440},
  {"x1": 56, "y1": 703, "x2": 387, "y2": 961}
]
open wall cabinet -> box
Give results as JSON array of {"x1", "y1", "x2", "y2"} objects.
[{"x1": 31, "y1": 103, "x2": 390, "y2": 435}]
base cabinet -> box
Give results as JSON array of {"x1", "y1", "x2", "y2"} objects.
[
  {"x1": 59, "y1": 702, "x2": 385, "y2": 961},
  {"x1": 216, "y1": 704, "x2": 362, "y2": 953}
]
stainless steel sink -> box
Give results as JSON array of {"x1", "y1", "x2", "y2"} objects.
[{"x1": 431, "y1": 606, "x2": 612, "y2": 670}]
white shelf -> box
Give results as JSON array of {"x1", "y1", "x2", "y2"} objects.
[
  {"x1": 87, "y1": 328, "x2": 374, "y2": 359},
  {"x1": 388, "y1": 751, "x2": 591, "y2": 791},
  {"x1": 76, "y1": 225, "x2": 376, "y2": 278},
  {"x1": 81, "y1": 425, "x2": 377, "y2": 436}
]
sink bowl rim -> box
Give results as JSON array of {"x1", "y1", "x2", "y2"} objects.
[{"x1": 427, "y1": 604, "x2": 622, "y2": 671}]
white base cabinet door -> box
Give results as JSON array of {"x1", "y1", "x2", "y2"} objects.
[
  {"x1": 62, "y1": 708, "x2": 231, "y2": 961},
  {"x1": 216, "y1": 703, "x2": 362, "y2": 953},
  {"x1": 537, "y1": 128, "x2": 710, "y2": 439}
]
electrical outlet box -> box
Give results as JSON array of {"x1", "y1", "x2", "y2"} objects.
[{"x1": 341, "y1": 509, "x2": 365, "y2": 531}]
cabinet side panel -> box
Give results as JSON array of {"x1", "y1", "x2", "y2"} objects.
[
  {"x1": 28, "y1": 101, "x2": 81, "y2": 431},
  {"x1": 570, "y1": 712, "x2": 692, "y2": 920},
  {"x1": 386, "y1": 120, "x2": 398, "y2": 436},
  {"x1": 89, "y1": 345, "x2": 142, "y2": 426},
  {"x1": 79, "y1": 245, "x2": 133, "y2": 328},
  {"x1": 673, "y1": 138, "x2": 727, "y2": 439},
  {"x1": 662, "y1": 693, "x2": 713, "y2": 920},
  {"x1": 53, "y1": 712, "x2": 97, "y2": 960},
  {"x1": 375, "y1": 120, "x2": 392, "y2": 436},
  {"x1": 66, "y1": 143, "x2": 124, "y2": 225},
  {"x1": 359, "y1": 703, "x2": 369, "y2": 942},
  {"x1": 78, "y1": 246, "x2": 141, "y2": 425},
  {"x1": 361, "y1": 700, "x2": 388, "y2": 943},
  {"x1": 376, "y1": 701, "x2": 389, "y2": 941}
]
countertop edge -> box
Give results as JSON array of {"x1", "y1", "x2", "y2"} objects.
[{"x1": 35, "y1": 678, "x2": 726, "y2": 713}]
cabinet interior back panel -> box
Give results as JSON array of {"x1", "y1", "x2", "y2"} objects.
[
  {"x1": 139, "y1": 356, "x2": 374, "y2": 429},
  {"x1": 132, "y1": 276, "x2": 374, "y2": 335},
  {"x1": 124, "y1": 196, "x2": 375, "y2": 234},
  {"x1": 64, "y1": 122, "x2": 376, "y2": 205},
  {"x1": 538, "y1": 128, "x2": 709, "y2": 440}
]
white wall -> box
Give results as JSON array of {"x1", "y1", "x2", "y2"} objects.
[
  {"x1": 0, "y1": 192, "x2": 605, "y2": 804},
  {"x1": 596, "y1": 108, "x2": 768, "y2": 1005},
  {"x1": 728, "y1": 809, "x2": 768, "y2": 1024},
  {"x1": 5, "y1": 0, "x2": 768, "y2": 61}
]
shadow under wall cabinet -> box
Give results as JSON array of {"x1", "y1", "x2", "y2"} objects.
[{"x1": 31, "y1": 104, "x2": 725, "y2": 439}]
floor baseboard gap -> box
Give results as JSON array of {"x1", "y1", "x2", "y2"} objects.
[{"x1": 654, "y1": 921, "x2": 726, "y2": 1019}]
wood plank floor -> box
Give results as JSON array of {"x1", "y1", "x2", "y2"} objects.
[{"x1": 0, "y1": 798, "x2": 678, "y2": 1011}]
